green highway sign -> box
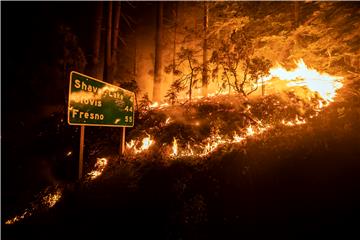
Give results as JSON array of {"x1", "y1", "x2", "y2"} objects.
[{"x1": 68, "y1": 71, "x2": 135, "y2": 127}]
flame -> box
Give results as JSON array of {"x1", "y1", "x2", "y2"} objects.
[
  {"x1": 159, "y1": 103, "x2": 170, "y2": 109},
  {"x1": 149, "y1": 102, "x2": 159, "y2": 109},
  {"x1": 187, "y1": 143, "x2": 194, "y2": 156},
  {"x1": 233, "y1": 132, "x2": 245, "y2": 143},
  {"x1": 140, "y1": 136, "x2": 154, "y2": 151},
  {"x1": 149, "y1": 102, "x2": 170, "y2": 110},
  {"x1": 282, "y1": 115, "x2": 306, "y2": 126},
  {"x1": 267, "y1": 59, "x2": 343, "y2": 102},
  {"x1": 42, "y1": 188, "x2": 63, "y2": 208},
  {"x1": 126, "y1": 134, "x2": 154, "y2": 154},
  {"x1": 86, "y1": 157, "x2": 108, "y2": 180},
  {"x1": 165, "y1": 117, "x2": 172, "y2": 125},
  {"x1": 171, "y1": 137, "x2": 178, "y2": 156},
  {"x1": 126, "y1": 140, "x2": 135, "y2": 149},
  {"x1": 246, "y1": 125, "x2": 255, "y2": 136}
]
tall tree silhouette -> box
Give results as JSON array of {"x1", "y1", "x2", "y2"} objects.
[{"x1": 153, "y1": 2, "x2": 163, "y2": 102}]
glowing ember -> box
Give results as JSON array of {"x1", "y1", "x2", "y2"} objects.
[
  {"x1": 267, "y1": 59, "x2": 343, "y2": 102},
  {"x1": 66, "y1": 151, "x2": 72, "y2": 156},
  {"x1": 42, "y1": 188, "x2": 63, "y2": 208},
  {"x1": 87, "y1": 158, "x2": 108, "y2": 180}
]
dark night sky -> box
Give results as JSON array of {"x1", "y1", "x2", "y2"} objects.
[
  {"x1": 4, "y1": 1, "x2": 95, "y2": 86},
  {"x1": 3, "y1": 2, "x2": 94, "y2": 138}
]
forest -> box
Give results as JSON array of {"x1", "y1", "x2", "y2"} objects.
[{"x1": 3, "y1": 1, "x2": 360, "y2": 238}]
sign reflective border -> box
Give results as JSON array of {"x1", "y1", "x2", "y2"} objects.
[{"x1": 68, "y1": 71, "x2": 135, "y2": 127}]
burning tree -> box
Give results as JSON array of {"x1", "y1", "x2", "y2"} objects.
[{"x1": 210, "y1": 30, "x2": 271, "y2": 96}]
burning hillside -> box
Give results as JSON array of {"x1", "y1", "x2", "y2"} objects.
[{"x1": 126, "y1": 59, "x2": 343, "y2": 159}]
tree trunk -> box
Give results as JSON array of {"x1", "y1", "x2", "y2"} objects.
[
  {"x1": 153, "y1": 2, "x2": 163, "y2": 102},
  {"x1": 91, "y1": 2, "x2": 103, "y2": 79},
  {"x1": 104, "y1": 1, "x2": 113, "y2": 83},
  {"x1": 112, "y1": 1, "x2": 121, "y2": 78},
  {"x1": 134, "y1": 35, "x2": 137, "y2": 80},
  {"x1": 172, "y1": 2, "x2": 178, "y2": 82},
  {"x1": 189, "y1": 75, "x2": 193, "y2": 102},
  {"x1": 134, "y1": 35, "x2": 139, "y2": 111},
  {"x1": 294, "y1": 1, "x2": 299, "y2": 28},
  {"x1": 202, "y1": 1, "x2": 209, "y2": 97}
]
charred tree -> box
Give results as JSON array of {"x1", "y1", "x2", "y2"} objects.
[{"x1": 153, "y1": 2, "x2": 163, "y2": 102}]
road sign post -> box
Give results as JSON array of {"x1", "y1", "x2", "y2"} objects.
[
  {"x1": 120, "y1": 127, "x2": 125, "y2": 156},
  {"x1": 68, "y1": 71, "x2": 135, "y2": 179},
  {"x1": 79, "y1": 126, "x2": 85, "y2": 180}
]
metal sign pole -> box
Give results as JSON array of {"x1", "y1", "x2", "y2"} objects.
[
  {"x1": 79, "y1": 125, "x2": 85, "y2": 180},
  {"x1": 120, "y1": 127, "x2": 126, "y2": 155}
]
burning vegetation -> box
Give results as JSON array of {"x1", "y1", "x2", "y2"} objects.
[{"x1": 126, "y1": 59, "x2": 343, "y2": 159}]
